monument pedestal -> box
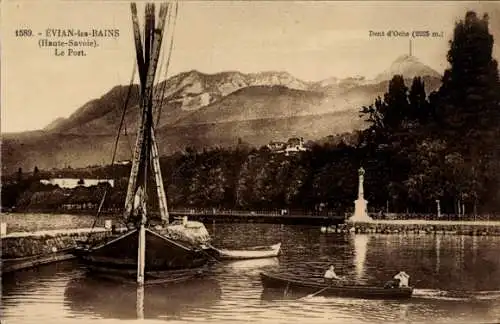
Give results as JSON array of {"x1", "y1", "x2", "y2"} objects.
[
  {"x1": 347, "y1": 166, "x2": 373, "y2": 223},
  {"x1": 348, "y1": 198, "x2": 373, "y2": 223}
]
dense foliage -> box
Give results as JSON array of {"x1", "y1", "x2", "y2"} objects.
[
  {"x1": 3, "y1": 11, "x2": 500, "y2": 216},
  {"x1": 359, "y1": 11, "x2": 500, "y2": 214}
]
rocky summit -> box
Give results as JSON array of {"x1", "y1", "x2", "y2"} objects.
[{"x1": 3, "y1": 56, "x2": 441, "y2": 173}]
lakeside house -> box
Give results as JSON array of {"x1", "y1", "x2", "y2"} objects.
[
  {"x1": 267, "y1": 137, "x2": 308, "y2": 155},
  {"x1": 284, "y1": 137, "x2": 307, "y2": 154},
  {"x1": 267, "y1": 141, "x2": 286, "y2": 151},
  {"x1": 40, "y1": 178, "x2": 115, "y2": 189},
  {"x1": 114, "y1": 160, "x2": 131, "y2": 166}
]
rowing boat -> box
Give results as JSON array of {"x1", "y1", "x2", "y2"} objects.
[
  {"x1": 208, "y1": 243, "x2": 281, "y2": 261},
  {"x1": 260, "y1": 272, "x2": 413, "y2": 299}
]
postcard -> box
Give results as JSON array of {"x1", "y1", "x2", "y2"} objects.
[{"x1": 2, "y1": 1, "x2": 500, "y2": 323}]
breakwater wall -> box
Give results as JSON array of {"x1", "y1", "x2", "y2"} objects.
[
  {"x1": 322, "y1": 220, "x2": 500, "y2": 236},
  {"x1": 172, "y1": 212, "x2": 343, "y2": 225},
  {"x1": 1, "y1": 227, "x2": 121, "y2": 273}
]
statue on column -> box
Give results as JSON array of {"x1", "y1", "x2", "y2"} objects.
[
  {"x1": 348, "y1": 166, "x2": 373, "y2": 223},
  {"x1": 358, "y1": 167, "x2": 365, "y2": 199}
]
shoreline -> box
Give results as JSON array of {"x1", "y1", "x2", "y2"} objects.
[
  {"x1": 322, "y1": 219, "x2": 500, "y2": 236},
  {"x1": 3, "y1": 211, "x2": 500, "y2": 234},
  {"x1": 3, "y1": 218, "x2": 500, "y2": 274},
  {"x1": 350, "y1": 219, "x2": 500, "y2": 226}
]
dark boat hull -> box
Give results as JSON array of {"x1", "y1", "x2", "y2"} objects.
[
  {"x1": 260, "y1": 272, "x2": 413, "y2": 299},
  {"x1": 73, "y1": 228, "x2": 209, "y2": 280}
]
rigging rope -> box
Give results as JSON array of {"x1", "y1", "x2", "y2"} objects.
[
  {"x1": 121, "y1": 63, "x2": 138, "y2": 158},
  {"x1": 86, "y1": 1, "x2": 178, "y2": 244},
  {"x1": 85, "y1": 62, "x2": 137, "y2": 244},
  {"x1": 155, "y1": 0, "x2": 179, "y2": 127},
  {"x1": 122, "y1": 120, "x2": 134, "y2": 157}
]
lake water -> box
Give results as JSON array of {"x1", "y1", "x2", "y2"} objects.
[{"x1": 2, "y1": 224, "x2": 500, "y2": 324}]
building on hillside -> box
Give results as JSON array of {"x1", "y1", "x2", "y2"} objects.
[
  {"x1": 267, "y1": 141, "x2": 287, "y2": 152},
  {"x1": 266, "y1": 137, "x2": 309, "y2": 155},
  {"x1": 114, "y1": 160, "x2": 132, "y2": 165},
  {"x1": 284, "y1": 137, "x2": 308, "y2": 155},
  {"x1": 40, "y1": 178, "x2": 114, "y2": 189}
]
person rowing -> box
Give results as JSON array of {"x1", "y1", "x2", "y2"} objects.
[
  {"x1": 300, "y1": 265, "x2": 345, "y2": 299},
  {"x1": 324, "y1": 265, "x2": 345, "y2": 282},
  {"x1": 393, "y1": 271, "x2": 410, "y2": 287},
  {"x1": 384, "y1": 271, "x2": 410, "y2": 288}
]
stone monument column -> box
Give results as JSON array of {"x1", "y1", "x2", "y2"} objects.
[
  {"x1": 358, "y1": 167, "x2": 364, "y2": 199},
  {"x1": 348, "y1": 167, "x2": 373, "y2": 223}
]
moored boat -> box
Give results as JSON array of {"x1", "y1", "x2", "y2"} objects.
[
  {"x1": 260, "y1": 272, "x2": 413, "y2": 299},
  {"x1": 73, "y1": 2, "x2": 213, "y2": 283},
  {"x1": 74, "y1": 227, "x2": 210, "y2": 280},
  {"x1": 208, "y1": 243, "x2": 281, "y2": 261}
]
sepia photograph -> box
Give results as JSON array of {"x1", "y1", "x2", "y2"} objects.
[{"x1": 1, "y1": 1, "x2": 500, "y2": 323}]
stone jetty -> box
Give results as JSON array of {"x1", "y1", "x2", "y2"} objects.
[
  {"x1": 1, "y1": 225, "x2": 126, "y2": 273},
  {"x1": 322, "y1": 219, "x2": 500, "y2": 236}
]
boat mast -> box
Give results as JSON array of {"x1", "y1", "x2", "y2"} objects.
[
  {"x1": 125, "y1": 3, "x2": 169, "y2": 226},
  {"x1": 128, "y1": 2, "x2": 168, "y2": 285}
]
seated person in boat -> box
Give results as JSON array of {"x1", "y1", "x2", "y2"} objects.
[
  {"x1": 324, "y1": 265, "x2": 343, "y2": 282},
  {"x1": 384, "y1": 271, "x2": 410, "y2": 288},
  {"x1": 384, "y1": 278, "x2": 400, "y2": 288},
  {"x1": 393, "y1": 271, "x2": 410, "y2": 287}
]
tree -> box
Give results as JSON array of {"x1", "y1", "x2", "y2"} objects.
[
  {"x1": 360, "y1": 75, "x2": 410, "y2": 146},
  {"x1": 383, "y1": 75, "x2": 410, "y2": 131},
  {"x1": 17, "y1": 168, "x2": 23, "y2": 183},
  {"x1": 429, "y1": 10, "x2": 500, "y2": 210},
  {"x1": 360, "y1": 97, "x2": 386, "y2": 142},
  {"x1": 408, "y1": 77, "x2": 430, "y2": 124},
  {"x1": 434, "y1": 11, "x2": 500, "y2": 152}
]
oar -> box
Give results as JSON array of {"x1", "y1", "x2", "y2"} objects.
[
  {"x1": 300, "y1": 286, "x2": 330, "y2": 299},
  {"x1": 300, "y1": 277, "x2": 347, "y2": 300}
]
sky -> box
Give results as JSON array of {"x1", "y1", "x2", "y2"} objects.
[{"x1": 2, "y1": 1, "x2": 500, "y2": 133}]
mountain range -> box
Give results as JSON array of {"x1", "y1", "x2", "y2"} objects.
[{"x1": 2, "y1": 55, "x2": 442, "y2": 173}]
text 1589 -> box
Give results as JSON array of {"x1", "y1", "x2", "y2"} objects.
[{"x1": 15, "y1": 29, "x2": 33, "y2": 37}]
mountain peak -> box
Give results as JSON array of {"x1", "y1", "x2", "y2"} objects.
[
  {"x1": 375, "y1": 55, "x2": 441, "y2": 82},
  {"x1": 393, "y1": 54, "x2": 418, "y2": 64}
]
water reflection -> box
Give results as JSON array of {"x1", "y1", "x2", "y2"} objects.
[
  {"x1": 261, "y1": 287, "x2": 499, "y2": 324},
  {"x1": 435, "y1": 235, "x2": 441, "y2": 273},
  {"x1": 352, "y1": 234, "x2": 369, "y2": 281},
  {"x1": 3, "y1": 225, "x2": 500, "y2": 324},
  {"x1": 63, "y1": 273, "x2": 222, "y2": 320},
  {"x1": 2, "y1": 261, "x2": 79, "y2": 295},
  {"x1": 398, "y1": 303, "x2": 409, "y2": 322},
  {"x1": 260, "y1": 287, "x2": 310, "y2": 301},
  {"x1": 136, "y1": 285, "x2": 144, "y2": 320},
  {"x1": 472, "y1": 235, "x2": 478, "y2": 264}
]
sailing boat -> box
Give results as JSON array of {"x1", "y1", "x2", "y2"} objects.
[{"x1": 74, "y1": 2, "x2": 212, "y2": 283}]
